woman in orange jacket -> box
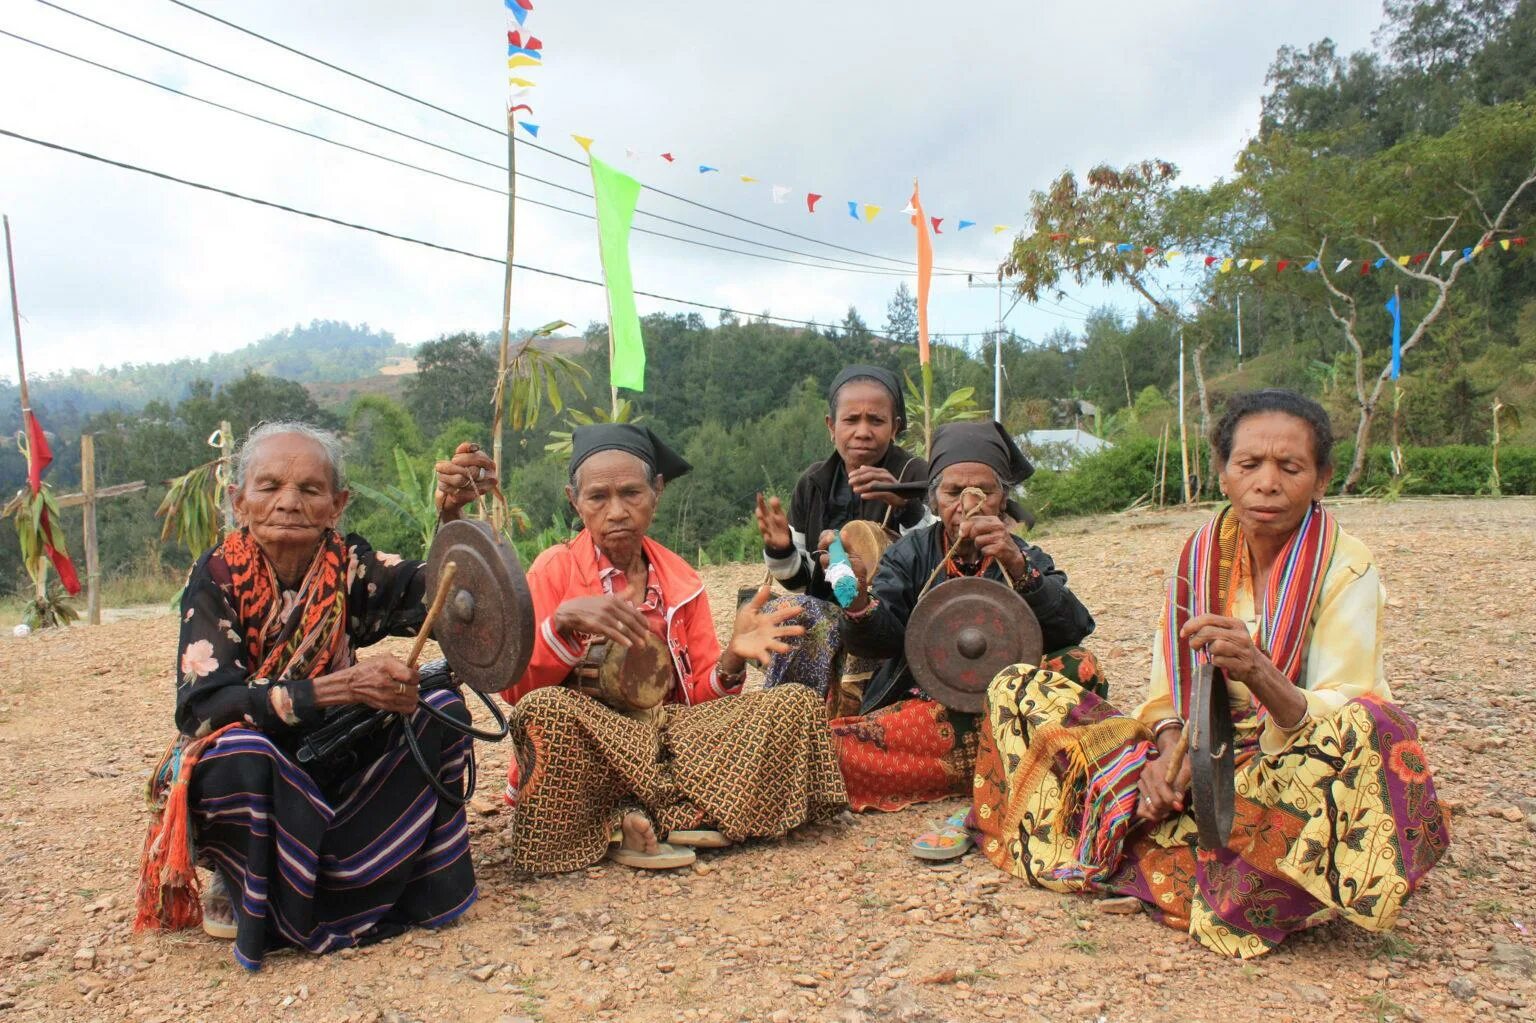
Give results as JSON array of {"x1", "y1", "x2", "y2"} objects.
[{"x1": 496, "y1": 425, "x2": 848, "y2": 873}]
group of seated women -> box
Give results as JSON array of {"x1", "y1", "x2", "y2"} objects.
[{"x1": 135, "y1": 377, "x2": 1449, "y2": 970}]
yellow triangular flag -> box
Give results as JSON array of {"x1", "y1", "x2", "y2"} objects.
[
  {"x1": 1501, "y1": 239, "x2": 1512, "y2": 251},
  {"x1": 507, "y1": 55, "x2": 542, "y2": 69},
  {"x1": 1164, "y1": 249, "x2": 1182, "y2": 260},
  {"x1": 1396, "y1": 254, "x2": 1411, "y2": 266},
  {"x1": 740, "y1": 175, "x2": 758, "y2": 183},
  {"x1": 572, "y1": 135, "x2": 594, "y2": 152},
  {"x1": 993, "y1": 225, "x2": 1009, "y2": 235},
  {"x1": 1219, "y1": 258, "x2": 1234, "y2": 273},
  {"x1": 863, "y1": 204, "x2": 881, "y2": 221},
  {"x1": 508, "y1": 77, "x2": 538, "y2": 87},
  {"x1": 1076, "y1": 236, "x2": 1094, "y2": 245},
  {"x1": 1249, "y1": 259, "x2": 1266, "y2": 272}
]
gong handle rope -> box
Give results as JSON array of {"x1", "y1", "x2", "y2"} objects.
[{"x1": 916, "y1": 487, "x2": 1015, "y2": 599}]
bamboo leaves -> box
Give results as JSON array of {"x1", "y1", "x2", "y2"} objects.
[
  {"x1": 3, "y1": 485, "x2": 69, "y2": 586},
  {"x1": 545, "y1": 398, "x2": 642, "y2": 456},
  {"x1": 156, "y1": 458, "x2": 225, "y2": 555}
]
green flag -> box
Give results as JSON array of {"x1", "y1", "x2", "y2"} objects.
[{"x1": 588, "y1": 154, "x2": 645, "y2": 392}]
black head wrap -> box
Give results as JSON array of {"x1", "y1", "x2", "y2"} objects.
[
  {"x1": 568, "y1": 424, "x2": 692, "y2": 482},
  {"x1": 828, "y1": 364, "x2": 906, "y2": 433},
  {"x1": 926, "y1": 421, "x2": 1034, "y2": 485}
]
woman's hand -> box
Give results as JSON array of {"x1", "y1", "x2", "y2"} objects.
[
  {"x1": 959, "y1": 515, "x2": 1028, "y2": 578},
  {"x1": 754, "y1": 493, "x2": 793, "y2": 551},
  {"x1": 847, "y1": 465, "x2": 906, "y2": 507},
  {"x1": 435, "y1": 442, "x2": 498, "y2": 520},
  {"x1": 1136, "y1": 727, "x2": 1191, "y2": 822},
  {"x1": 336, "y1": 656, "x2": 420, "y2": 714},
  {"x1": 1179, "y1": 614, "x2": 1270, "y2": 684},
  {"x1": 725, "y1": 584, "x2": 806, "y2": 667},
  {"x1": 553, "y1": 595, "x2": 651, "y2": 650}
]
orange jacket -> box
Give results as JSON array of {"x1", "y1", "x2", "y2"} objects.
[{"x1": 500, "y1": 529, "x2": 733, "y2": 707}]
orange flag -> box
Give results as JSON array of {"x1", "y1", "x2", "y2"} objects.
[{"x1": 911, "y1": 182, "x2": 932, "y2": 365}]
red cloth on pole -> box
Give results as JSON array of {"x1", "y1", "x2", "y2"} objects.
[{"x1": 24, "y1": 409, "x2": 50, "y2": 493}]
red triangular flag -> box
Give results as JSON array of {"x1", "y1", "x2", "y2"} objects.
[
  {"x1": 1048, "y1": 232, "x2": 1068, "y2": 241},
  {"x1": 1411, "y1": 252, "x2": 1429, "y2": 265},
  {"x1": 1204, "y1": 255, "x2": 1218, "y2": 267},
  {"x1": 930, "y1": 217, "x2": 943, "y2": 234},
  {"x1": 1143, "y1": 246, "x2": 1158, "y2": 255},
  {"x1": 807, "y1": 193, "x2": 822, "y2": 213},
  {"x1": 1276, "y1": 259, "x2": 1291, "y2": 273},
  {"x1": 24, "y1": 409, "x2": 51, "y2": 494},
  {"x1": 525, "y1": 35, "x2": 543, "y2": 51},
  {"x1": 1513, "y1": 237, "x2": 1528, "y2": 247},
  {"x1": 1360, "y1": 262, "x2": 1371, "y2": 276},
  {"x1": 660, "y1": 153, "x2": 674, "y2": 163}
]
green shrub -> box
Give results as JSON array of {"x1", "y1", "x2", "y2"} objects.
[
  {"x1": 1023, "y1": 437, "x2": 1160, "y2": 520},
  {"x1": 1334, "y1": 445, "x2": 1536, "y2": 495}
]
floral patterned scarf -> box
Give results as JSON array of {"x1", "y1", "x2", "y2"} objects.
[{"x1": 219, "y1": 527, "x2": 352, "y2": 681}]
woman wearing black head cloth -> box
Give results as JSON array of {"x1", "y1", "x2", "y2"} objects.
[
  {"x1": 765, "y1": 422, "x2": 1103, "y2": 849},
  {"x1": 498, "y1": 425, "x2": 847, "y2": 873},
  {"x1": 753, "y1": 366, "x2": 931, "y2": 714}
]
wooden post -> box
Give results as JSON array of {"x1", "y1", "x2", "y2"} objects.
[
  {"x1": 5, "y1": 214, "x2": 46, "y2": 602},
  {"x1": 1492, "y1": 395, "x2": 1504, "y2": 495},
  {"x1": 490, "y1": 108, "x2": 518, "y2": 531},
  {"x1": 1177, "y1": 327, "x2": 1190, "y2": 505},
  {"x1": 80, "y1": 434, "x2": 99, "y2": 625},
  {"x1": 218, "y1": 419, "x2": 235, "y2": 532}
]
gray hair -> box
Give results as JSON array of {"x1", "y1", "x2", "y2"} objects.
[
  {"x1": 233, "y1": 421, "x2": 346, "y2": 491},
  {"x1": 568, "y1": 452, "x2": 660, "y2": 494},
  {"x1": 927, "y1": 465, "x2": 1008, "y2": 514}
]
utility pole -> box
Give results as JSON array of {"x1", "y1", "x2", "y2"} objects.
[
  {"x1": 966, "y1": 275, "x2": 1022, "y2": 423},
  {"x1": 1177, "y1": 326, "x2": 1190, "y2": 505},
  {"x1": 1235, "y1": 293, "x2": 1243, "y2": 369}
]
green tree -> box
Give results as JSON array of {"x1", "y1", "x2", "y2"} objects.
[
  {"x1": 406, "y1": 332, "x2": 496, "y2": 437},
  {"x1": 884, "y1": 282, "x2": 918, "y2": 347}
]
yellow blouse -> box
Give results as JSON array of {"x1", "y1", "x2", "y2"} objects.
[{"x1": 1135, "y1": 525, "x2": 1391, "y2": 755}]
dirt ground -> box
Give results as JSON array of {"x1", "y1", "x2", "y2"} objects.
[{"x1": 1, "y1": 497, "x2": 1534, "y2": 1023}]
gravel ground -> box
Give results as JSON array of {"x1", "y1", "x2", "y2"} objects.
[{"x1": 1, "y1": 497, "x2": 1533, "y2": 1023}]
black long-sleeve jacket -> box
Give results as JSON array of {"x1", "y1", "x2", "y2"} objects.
[{"x1": 844, "y1": 521, "x2": 1095, "y2": 713}]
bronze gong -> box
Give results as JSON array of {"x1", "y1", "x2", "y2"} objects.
[
  {"x1": 424, "y1": 519, "x2": 535, "y2": 693},
  {"x1": 1189, "y1": 661, "x2": 1237, "y2": 851},
  {"x1": 905, "y1": 577, "x2": 1043, "y2": 714}
]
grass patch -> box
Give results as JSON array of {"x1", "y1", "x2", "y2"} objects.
[
  {"x1": 858, "y1": 893, "x2": 887, "y2": 910},
  {"x1": 1474, "y1": 898, "x2": 1509, "y2": 917},
  {"x1": 1371, "y1": 932, "x2": 1419, "y2": 960},
  {"x1": 1064, "y1": 937, "x2": 1099, "y2": 955},
  {"x1": 1362, "y1": 990, "x2": 1405, "y2": 1023}
]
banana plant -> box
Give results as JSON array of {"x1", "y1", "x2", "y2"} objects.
[
  {"x1": 349, "y1": 447, "x2": 443, "y2": 558},
  {"x1": 494, "y1": 320, "x2": 589, "y2": 433},
  {"x1": 900, "y1": 371, "x2": 986, "y2": 457},
  {"x1": 3, "y1": 485, "x2": 77, "y2": 626},
  {"x1": 544, "y1": 398, "x2": 643, "y2": 456},
  {"x1": 156, "y1": 457, "x2": 226, "y2": 555}
]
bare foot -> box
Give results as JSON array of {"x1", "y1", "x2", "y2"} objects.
[{"x1": 619, "y1": 812, "x2": 660, "y2": 854}]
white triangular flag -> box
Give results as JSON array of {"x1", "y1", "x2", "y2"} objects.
[
  {"x1": 1440, "y1": 249, "x2": 1455, "y2": 265},
  {"x1": 1335, "y1": 258, "x2": 1351, "y2": 272},
  {"x1": 771, "y1": 185, "x2": 790, "y2": 204},
  {"x1": 625, "y1": 147, "x2": 638, "y2": 159}
]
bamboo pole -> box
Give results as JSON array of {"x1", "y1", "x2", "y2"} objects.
[
  {"x1": 81, "y1": 433, "x2": 100, "y2": 625},
  {"x1": 5, "y1": 214, "x2": 46, "y2": 602},
  {"x1": 218, "y1": 419, "x2": 235, "y2": 533},
  {"x1": 491, "y1": 108, "x2": 518, "y2": 532},
  {"x1": 1492, "y1": 395, "x2": 1504, "y2": 495},
  {"x1": 1177, "y1": 327, "x2": 1190, "y2": 505}
]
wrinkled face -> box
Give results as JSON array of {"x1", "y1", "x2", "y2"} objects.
[
  {"x1": 1218, "y1": 411, "x2": 1332, "y2": 542},
  {"x1": 230, "y1": 433, "x2": 348, "y2": 558},
  {"x1": 826, "y1": 380, "x2": 897, "y2": 470},
  {"x1": 934, "y1": 462, "x2": 1006, "y2": 539},
  {"x1": 566, "y1": 450, "x2": 661, "y2": 561}
]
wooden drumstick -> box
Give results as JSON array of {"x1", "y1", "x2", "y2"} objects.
[
  {"x1": 1162, "y1": 729, "x2": 1190, "y2": 785},
  {"x1": 407, "y1": 560, "x2": 458, "y2": 669}
]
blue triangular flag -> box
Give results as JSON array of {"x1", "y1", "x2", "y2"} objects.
[
  {"x1": 1463, "y1": 247, "x2": 1474, "y2": 261},
  {"x1": 698, "y1": 165, "x2": 718, "y2": 174},
  {"x1": 958, "y1": 220, "x2": 975, "y2": 230},
  {"x1": 505, "y1": 0, "x2": 531, "y2": 26},
  {"x1": 1303, "y1": 260, "x2": 1319, "y2": 272},
  {"x1": 1373, "y1": 257, "x2": 1390, "y2": 268},
  {"x1": 1116, "y1": 242, "x2": 1133, "y2": 252},
  {"x1": 847, "y1": 201, "x2": 860, "y2": 220},
  {"x1": 517, "y1": 121, "x2": 539, "y2": 137}
]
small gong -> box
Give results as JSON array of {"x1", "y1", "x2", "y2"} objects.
[
  {"x1": 424, "y1": 519, "x2": 535, "y2": 693},
  {"x1": 905, "y1": 576, "x2": 1043, "y2": 714},
  {"x1": 1189, "y1": 662, "x2": 1237, "y2": 851},
  {"x1": 573, "y1": 632, "x2": 673, "y2": 712}
]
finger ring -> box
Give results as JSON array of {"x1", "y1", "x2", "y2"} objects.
[
  {"x1": 397, "y1": 682, "x2": 406, "y2": 695},
  {"x1": 477, "y1": 466, "x2": 487, "y2": 481}
]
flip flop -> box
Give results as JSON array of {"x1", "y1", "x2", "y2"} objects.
[
  {"x1": 608, "y1": 842, "x2": 697, "y2": 870},
  {"x1": 667, "y1": 829, "x2": 732, "y2": 849},
  {"x1": 201, "y1": 874, "x2": 238, "y2": 940},
  {"x1": 910, "y1": 809, "x2": 974, "y2": 862}
]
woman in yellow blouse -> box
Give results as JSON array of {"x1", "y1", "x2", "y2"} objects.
[{"x1": 973, "y1": 389, "x2": 1450, "y2": 958}]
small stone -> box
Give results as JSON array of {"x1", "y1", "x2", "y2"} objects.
[
  {"x1": 848, "y1": 989, "x2": 873, "y2": 1009},
  {"x1": 1068, "y1": 999, "x2": 1105, "y2": 1016},
  {"x1": 469, "y1": 964, "x2": 498, "y2": 982},
  {"x1": 1365, "y1": 965, "x2": 1390, "y2": 981},
  {"x1": 791, "y1": 974, "x2": 819, "y2": 988},
  {"x1": 1490, "y1": 942, "x2": 1536, "y2": 977},
  {"x1": 75, "y1": 973, "x2": 110, "y2": 995},
  {"x1": 656, "y1": 963, "x2": 675, "y2": 974},
  {"x1": 1095, "y1": 896, "x2": 1142, "y2": 915},
  {"x1": 1448, "y1": 975, "x2": 1479, "y2": 1001},
  {"x1": 1144, "y1": 973, "x2": 1167, "y2": 985},
  {"x1": 1498, "y1": 806, "x2": 1526, "y2": 822},
  {"x1": 1291, "y1": 983, "x2": 1329, "y2": 1005},
  {"x1": 769, "y1": 1012, "x2": 793, "y2": 1023},
  {"x1": 674, "y1": 935, "x2": 697, "y2": 948},
  {"x1": 20, "y1": 938, "x2": 53, "y2": 961},
  {"x1": 589, "y1": 935, "x2": 620, "y2": 953},
  {"x1": 73, "y1": 948, "x2": 97, "y2": 970}
]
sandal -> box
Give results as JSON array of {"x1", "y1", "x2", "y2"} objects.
[
  {"x1": 667, "y1": 829, "x2": 731, "y2": 849},
  {"x1": 910, "y1": 809, "x2": 974, "y2": 862},
  {"x1": 608, "y1": 842, "x2": 697, "y2": 870},
  {"x1": 201, "y1": 872, "x2": 238, "y2": 940}
]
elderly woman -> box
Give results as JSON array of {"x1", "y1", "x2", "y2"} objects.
[
  {"x1": 974, "y1": 390, "x2": 1450, "y2": 957},
  {"x1": 501, "y1": 424, "x2": 847, "y2": 873},
  {"x1": 134, "y1": 423, "x2": 496, "y2": 970},
  {"x1": 766, "y1": 421, "x2": 1100, "y2": 832}
]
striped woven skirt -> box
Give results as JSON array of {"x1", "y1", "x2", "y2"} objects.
[{"x1": 188, "y1": 688, "x2": 478, "y2": 970}]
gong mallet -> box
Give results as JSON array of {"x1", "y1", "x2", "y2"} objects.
[{"x1": 406, "y1": 560, "x2": 458, "y2": 670}]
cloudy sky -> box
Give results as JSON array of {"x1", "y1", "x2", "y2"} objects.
[{"x1": 0, "y1": 0, "x2": 1381, "y2": 378}]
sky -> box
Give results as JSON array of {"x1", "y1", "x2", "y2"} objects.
[{"x1": 0, "y1": 0, "x2": 1382, "y2": 379}]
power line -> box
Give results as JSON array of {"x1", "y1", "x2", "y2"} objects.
[
  {"x1": 0, "y1": 127, "x2": 998, "y2": 338},
  {"x1": 158, "y1": 0, "x2": 985, "y2": 273},
  {"x1": 39, "y1": 0, "x2": 984, "y2": 276},
  {"x1": 13, "y1": 16, "x2": 964, "y2": 279}
]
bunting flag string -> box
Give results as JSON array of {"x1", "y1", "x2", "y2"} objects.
[{"x1": 505, "y1": 0, "x2": 541, "y2": 133}]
